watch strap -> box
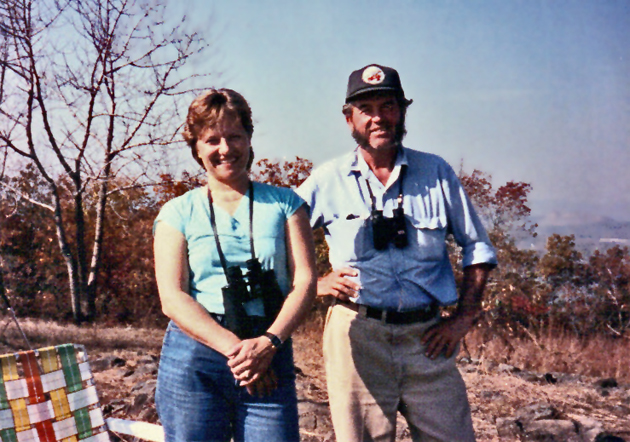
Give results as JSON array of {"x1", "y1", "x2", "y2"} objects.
[{"x1": 263, "y1": 332, "x2": 283, "y2": 349}]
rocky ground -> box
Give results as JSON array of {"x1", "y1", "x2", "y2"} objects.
[{"x1": 92, "y1": 349, "x2": 630, "y2": 442}]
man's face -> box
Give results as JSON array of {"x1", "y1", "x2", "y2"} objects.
[{"x1": 346, "y1": 94, "x2": 402, "y2": 151}]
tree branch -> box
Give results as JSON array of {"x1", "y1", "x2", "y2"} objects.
[{"x1": 0, "y1": 180, "x2": 54, "y2": 211}]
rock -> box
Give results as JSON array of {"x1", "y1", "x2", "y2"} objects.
[
  {"x1": 514, "y1": 402, "x2": 562, "y2": 425},
  {"x1": 123, "y1": 363, "x2": 158, "y2": 382},
  {"x1": 103, "y1": 399, "x2": 127, "y2": 415},
  {"x1": 300, "y1": 413, "x2": 317, "y2": 431},
  {"x1": 297, "y1": 400, "x2": 333, "y2": 440},
  {"x1": 137, "y1": 354, "x2": 157, "y2": 364},
  {"x1": 573, "y1": 416, "x2": 605, "y2": 442},
  {"x1": 134, "y1": 362, "x2": 159, "y2": 376},
  {"x1": 131, "y1": 379, "x2": 157, "y2": 396},
  {"x1": 482, "y1": 360, "x2": 498, "y2": 371},
  {"x1": 543, "y1": 372, "x2": 558, "y2": 384},
  {"x1": 496, "y1": 417, "x2": 521, "y2": 439},
  {"x1": 137, "y1": 407, "x2": 159, "y2": 423},
  {"x1": 91, "y1": 355, "x2": 127, "y2": 372},
  {"x1": 596, "y1": 378, "x2": 619, "y2": 389},
  {"x1": 514, "y1": 370, "x2": 585, "y2": 386},
  {"x1": 121, "y1": 368, "x2": 135, "y2": 377},
  {"x1": 516, "y1": 370, "x2": 545, "y2": 383},
  {"x1": 127, "y1": 392, "x2": 151, "y2": 417},
  {"x1": 470, "y1": 357, "x2": 482, "y2": 365},
  {"x1": 480, "y1": 389, "x2": 498, "y2": 400},
  {"x1": 498, "y1": 363, "x2": 520, "y2": 374},
  {"x1": 523, "y1": 419, "x2": 580, "y2": 441},
  {"x1": 595, "y1": 378, "x2": 620, "y2": 399},
  {"x1": 460, "y1": 364, "x2": 478, "y2": 374},
  {"x1": 500, "y1": 408, "x2": 609, "y2": 442},
  {"x1": 551, "y1": 372, "x2": 584, "y2": 384},
  {"x1": 595, "y1": 435, "x2": 627, "y2": 442}
]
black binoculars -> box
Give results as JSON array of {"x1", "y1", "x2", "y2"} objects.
[
  {"x1": 222, "y1": 258, "x2": 284, "y2": 339},
  {"x1": 370, "y1": 206, "x2": 408, "y2": 250}
]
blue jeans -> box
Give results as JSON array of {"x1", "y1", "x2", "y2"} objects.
[{"x1": 155, "y1": 322, "x2": 300, "y2": 442}]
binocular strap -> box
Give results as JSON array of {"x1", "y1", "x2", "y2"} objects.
[
  {"x1": 207, "y1": 182, "x2": 256, "y2": 275},
  {"x1": 363, "y1": 165, "x2": 406, "y2": 211}
]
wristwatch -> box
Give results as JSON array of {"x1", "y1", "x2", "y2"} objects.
[{"x1": 263, "y1": 332, "x2": 283, "y2": 349}]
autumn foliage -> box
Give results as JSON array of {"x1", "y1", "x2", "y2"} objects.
[{"x1": 1, "y1": 158, "x2": 629, "y2": 341}]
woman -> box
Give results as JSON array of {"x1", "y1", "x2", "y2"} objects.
[{"x1": 153, "y1": 88, "x2": 317, "y2": 441}]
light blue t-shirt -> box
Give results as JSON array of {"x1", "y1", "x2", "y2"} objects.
[
  {"x1": 154, "y1": 182, "x2": 306, "y2": 315},
  {"x1": 297, "y1": 146, "x2": 498, "y2": 310}
]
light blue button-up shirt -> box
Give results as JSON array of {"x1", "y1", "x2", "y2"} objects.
[{"x1": 297, "y1": 147, "x2": 497, "y2": 311}]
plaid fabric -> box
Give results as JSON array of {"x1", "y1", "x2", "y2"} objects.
[{"x1": 0, "y1": 344, "x2": 110, "y2": 442}]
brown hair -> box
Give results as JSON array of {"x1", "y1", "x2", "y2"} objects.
[{"x1": 183, "y1": 88, "x2": 254, "y2": 167}]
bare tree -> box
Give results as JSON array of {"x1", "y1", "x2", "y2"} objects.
[{"x1": 0, "y1": 0, "x2": 209, "y2": 323}]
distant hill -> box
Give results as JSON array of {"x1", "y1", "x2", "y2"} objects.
[{"x1": 520, "y1": 211, "x2": 630, "y2": 255}]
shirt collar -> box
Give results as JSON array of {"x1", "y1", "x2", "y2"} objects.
[{"x1": 346, "y1": 145, "x2": 409, "y2": 183}]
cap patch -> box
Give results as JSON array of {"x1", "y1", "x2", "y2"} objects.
[{"x1": 362, "y1": 66, "x2": 385, "y2": 85}]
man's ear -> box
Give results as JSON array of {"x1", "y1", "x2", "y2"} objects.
[{"x1": 345, "y1": 109, "x2": 354, "y2": 127}]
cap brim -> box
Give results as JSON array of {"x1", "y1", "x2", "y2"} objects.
[{"x1": 345, "y1": 86, "x2": 402, "y2": 103}]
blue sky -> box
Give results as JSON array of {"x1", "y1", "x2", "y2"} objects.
[{"x1": 175, "y1": 0, "x2": 630, "y2": 223}]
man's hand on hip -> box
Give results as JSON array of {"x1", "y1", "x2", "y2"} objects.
[
  {"x1": 422, "y1": 263, "x2": 492, "y2": 359},
  {"x1": 317, "y1": 267, "x2": 361, "y2": 301},
  {"x1": 420, "y1": 312, "x2": 477, "y2": 360}
]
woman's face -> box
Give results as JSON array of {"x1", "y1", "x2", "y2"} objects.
[{"x1": 196, "y1": 116, "x2": 251, "y2": 186}]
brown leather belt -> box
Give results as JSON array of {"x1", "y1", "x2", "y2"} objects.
[{"x1": 334, "y1": 298, "x2": 438, "y2": 325}]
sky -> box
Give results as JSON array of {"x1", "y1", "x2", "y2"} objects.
[{"x1": 173, "y1": 0, "x2": 630, "y2": 224}]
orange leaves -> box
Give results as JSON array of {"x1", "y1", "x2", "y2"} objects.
[{"x1": 250, "y1": 157, "x2": 313, "y2": 188}]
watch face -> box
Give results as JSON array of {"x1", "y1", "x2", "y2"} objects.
[
  {"x1": 265, "y1": 332, "x2": 282, "y2": 348},
  {"x1": 271, "y1": 336, "x2": 282, "y2": 348}
]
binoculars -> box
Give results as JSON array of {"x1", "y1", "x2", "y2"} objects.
[
  {"x1": 222, "y1": 258, "x2": 284, "y2": 339},
  {"x1": 370, "y1": 206, "x2": 408, "y2": 250}
]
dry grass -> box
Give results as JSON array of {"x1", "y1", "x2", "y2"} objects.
[
  {"x1": 293, "y1": 314, "x2": 630, "y2": 387},
  {"x1": 0, "y1": 316, "x2": 164, "y2": 353},
  {"x1": 1, "y1": 313, "x2": 626, "y2": 383},
  {"x1": 462, "y1": 326, "x2": 630, "y2": 382}
]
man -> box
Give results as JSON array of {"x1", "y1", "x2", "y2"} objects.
[{"x1": 297, "y1": 64, "x2": 498, "y2": 442}]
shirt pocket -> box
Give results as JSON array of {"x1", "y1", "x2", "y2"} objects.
[
  {"x1": 407, "y1": 216, "x2": 448, "y2": 263},
  {"x1": 326, "y1": 216, "x2": 373, "y2": 262}
]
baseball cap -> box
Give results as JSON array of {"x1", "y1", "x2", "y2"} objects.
[{"x1": 345, "y1": 64, "x2": 406, "y2": 103}]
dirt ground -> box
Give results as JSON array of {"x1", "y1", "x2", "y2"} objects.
[{"x1": 90, "y1": 339, "x2": 630, "y2": 442}]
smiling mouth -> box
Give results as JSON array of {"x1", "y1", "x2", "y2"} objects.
[
  {"x1": 371, "y1": 128, "x2": 392, "y2": 136},
  {"x1": 212, "y1": 155, "x2": 239, "y2": 166}
]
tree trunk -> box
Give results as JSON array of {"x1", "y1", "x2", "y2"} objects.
[
  {"x1": 72, "y1": 177, "x2": 90, "y2": 321},
  {"x1": 86, "y1": 175, "x2": 109, "y2": 322},
  {"x1": 52, "y1": 187, "x2": 82, "y2": 323}
]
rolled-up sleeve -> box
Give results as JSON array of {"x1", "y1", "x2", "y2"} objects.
[{"x1": 442, "y1": 164, "x2": 498, "y2": 268}]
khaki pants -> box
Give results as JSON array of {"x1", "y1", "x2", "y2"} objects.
[{"x1": 323, "y1": 303, "x2": 476, "y2": 442}]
